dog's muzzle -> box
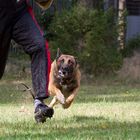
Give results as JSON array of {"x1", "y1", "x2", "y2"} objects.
[{"x1": 58, "y1": 66, "x2": 73, "y2": 78}]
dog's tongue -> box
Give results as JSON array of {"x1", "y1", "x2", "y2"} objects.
[{"x1": 58, "y1": 70, "x2": 65, "y2": 77}]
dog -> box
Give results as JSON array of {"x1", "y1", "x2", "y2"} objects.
[{"x1": 48, "y1": 49, "x2": 81, "y2": 109}]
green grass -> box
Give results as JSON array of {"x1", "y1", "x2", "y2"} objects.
[{"x1": 0, "y1": 78, "x2": 140, "y2": 140}]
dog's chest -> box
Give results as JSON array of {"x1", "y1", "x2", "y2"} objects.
[
  {"x1": 61, "y1": 84, "x2": 68, "y2": 91},
  {"x1": 54, "y1": 74, "x2": 78, "y2": 94},
  {"x1": 61, "y1": 84, "x2": 73, "y2": 97},
  {"x1": 56, "y1": 78, "x2": 77, "y2": 92}
]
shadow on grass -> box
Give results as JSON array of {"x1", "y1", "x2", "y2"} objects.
[{"x1": 0, "y1": 116, "x2": 140, "y2": 140}]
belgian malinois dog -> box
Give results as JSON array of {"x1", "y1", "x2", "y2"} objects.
[{"x1": 48, "y1": 49, "x2": 81, "y2": 109}]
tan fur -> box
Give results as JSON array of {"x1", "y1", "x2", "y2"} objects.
[{"x1": 48, "y1": 55, "x2": 81, "y2": 109}]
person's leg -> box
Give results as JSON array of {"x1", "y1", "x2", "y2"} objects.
[
  {"x1": 12, "y1": 4, "x2": 53, "y2": 122},
  {"x1": 0, "y1": 8, "x2": 14, "y2": 79}
]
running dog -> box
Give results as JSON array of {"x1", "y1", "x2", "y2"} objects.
[{"x1": 48, "y1": 49, "x2": 81, "y2": 109}]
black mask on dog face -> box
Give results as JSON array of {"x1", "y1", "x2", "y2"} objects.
[{"x1": 57, "y1": 55, "x2": 76, "y2": 79}]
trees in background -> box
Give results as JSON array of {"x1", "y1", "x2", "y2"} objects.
[
  {"x1": 77, "y1": 0, "x2": 103, "y2": 9},
  {"x1": 10, "y1": 0, "x2": 126, "y2": 76},
  {"x1": 47, "y1": 6, "x2": 123, "y2": 76}
]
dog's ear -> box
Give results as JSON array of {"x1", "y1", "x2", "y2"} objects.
[{"x1": 56, "y1": 48, "x2": 62, "y2": 60}]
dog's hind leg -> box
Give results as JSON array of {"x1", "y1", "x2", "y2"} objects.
[{"x1": 49, "y1": 96, "x2": 58, "y2": 108}]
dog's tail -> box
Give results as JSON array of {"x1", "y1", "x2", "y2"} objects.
[{"x1": 20, "y1": 83, "x2": 35, "y2": 100}]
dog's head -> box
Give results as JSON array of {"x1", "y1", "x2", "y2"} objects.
[{"x1": 56, "y1": 48, "x2": 77, "y2": 78}]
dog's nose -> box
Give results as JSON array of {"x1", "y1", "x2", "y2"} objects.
[
  {"x1": 62, "y1": 66, "x2": 69, "y2": 71},
  {"x1": 63, "y1": 71, "x2": 66, "y2": 75}
]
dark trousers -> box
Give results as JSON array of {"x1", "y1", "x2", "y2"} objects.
[{"x1": 0, "y1": 1, "x2": 50, "y2": 99}]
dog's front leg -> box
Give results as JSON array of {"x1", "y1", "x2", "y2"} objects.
[
  {"x1": 63, "y1": 87, "x2": 79, "y2": 109},
  {"x1": 55, "y1": 89, "x2": 65, "y2": 105},
  {"x1": 49, "y1": 96, "x2": 58, "y2": 108},
  {"x1": 49, "y1": 85, "x2": 65, "y2": 105}
]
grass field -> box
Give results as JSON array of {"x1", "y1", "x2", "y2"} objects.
[{"x1": 0, "y1": 78, "x2": 140, "y2": 140}]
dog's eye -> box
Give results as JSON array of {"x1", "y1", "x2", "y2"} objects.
[
  {"x1": 61, "y1": 59, "x2": 64, "y2": 63},
  {"x1": 68, "y1": 60, "x2": 73, "y2": 65}
]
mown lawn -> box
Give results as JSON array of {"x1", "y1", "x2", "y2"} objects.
[{"x1": 0, "y1": 78, "x2": 140, "y2": 140}]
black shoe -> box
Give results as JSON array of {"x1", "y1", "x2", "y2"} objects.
[{"x1": 34, "y1": 104, "x2": 54, "y2": 123}]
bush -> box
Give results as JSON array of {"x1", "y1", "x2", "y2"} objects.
[
  {"x1": 121, "y1": 36, "x2": 140, "y2": 57},
  {"x1": 42, "y1": 6, "x2": 123, "y2": 76}
]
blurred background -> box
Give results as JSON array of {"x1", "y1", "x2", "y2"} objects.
[{"x1": 7, "y1": 0, "x2": 140, "y2": 82}]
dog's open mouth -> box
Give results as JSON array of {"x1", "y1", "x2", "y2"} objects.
[
  {"x1": 58, "y1": 70, "x2": 64, "y2": 77},
  {"x1": 58, "y1": 70, "x2": 68, "y2": 78},
  {"x1": 58, "y1": 67, "x2": 73, "y2": 79}
]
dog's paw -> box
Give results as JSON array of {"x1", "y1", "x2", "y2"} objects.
[
  {"x1": 62, "y1": 103, "x2": 70, "y2": 109},
  {"x1": 56, "y1": 93, "x2": 65, "y2": 104}
]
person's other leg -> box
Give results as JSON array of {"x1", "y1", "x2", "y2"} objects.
[
  {"x1": 12, "y1": 6, "x2": 53, "y2": 122},
  {"x1": 0, "y1": 8, "x2": 14, "y2": 79}
]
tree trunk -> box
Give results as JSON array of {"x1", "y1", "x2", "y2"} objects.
[{"x1": 118, "y1": 0, "x2": 126, "y2": 50}]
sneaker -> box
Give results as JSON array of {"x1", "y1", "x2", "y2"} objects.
[{"x1": 34, "y1": 104, "x2": 54, "y2": 123}]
